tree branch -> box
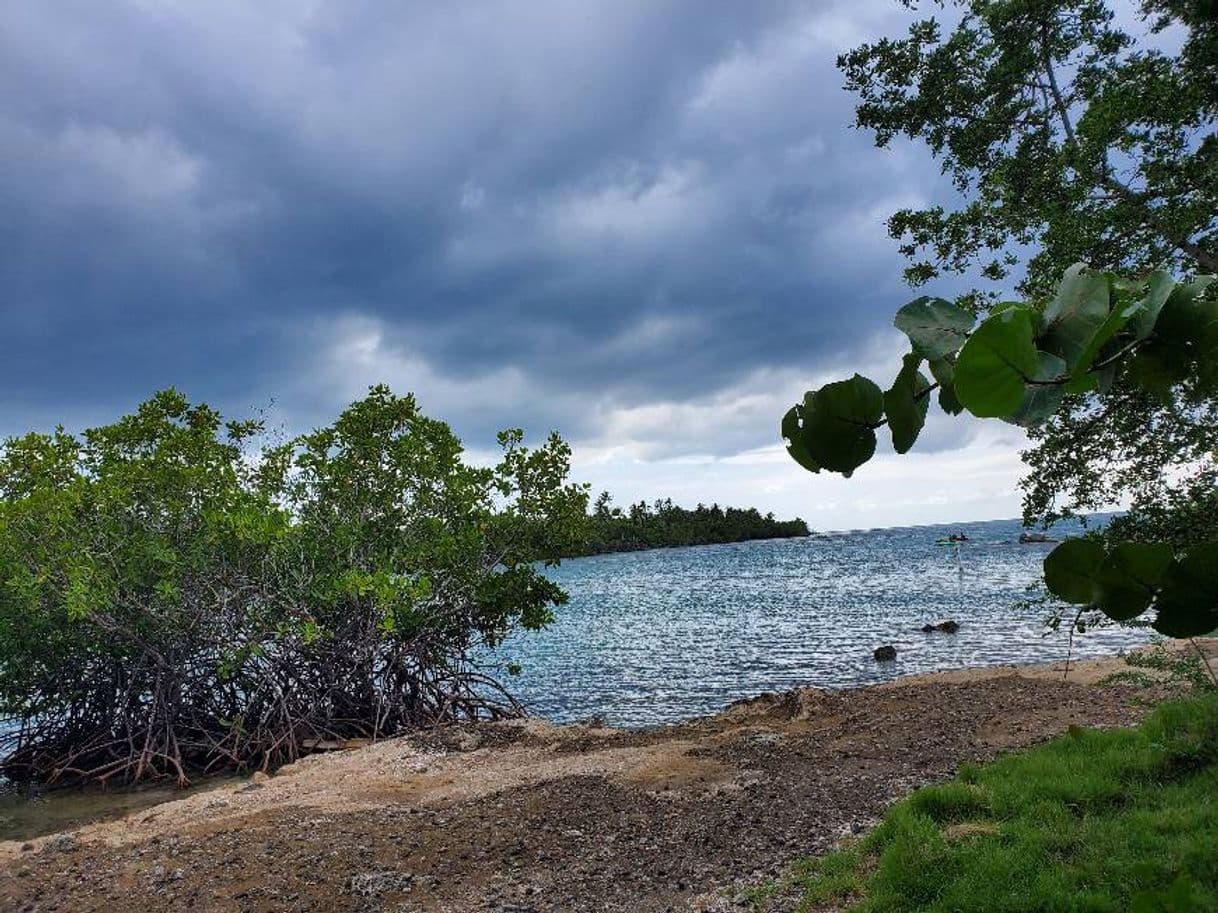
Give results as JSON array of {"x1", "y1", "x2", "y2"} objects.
[{"x1": 1039, "y1": 24, "x2": 1217, "y2": 273}]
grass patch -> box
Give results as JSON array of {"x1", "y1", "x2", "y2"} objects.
[{"x1": 791, "y1": 694, "x2": 1218, "y2": 912}]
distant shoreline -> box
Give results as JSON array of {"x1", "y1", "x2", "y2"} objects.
[{"x1": 564, "y1": 530, "x2": 811, "y2": 559}]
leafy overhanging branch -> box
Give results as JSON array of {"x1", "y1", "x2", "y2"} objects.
[{"x1": 782, "y1": 263, "x2": 1218, "y2": 637}]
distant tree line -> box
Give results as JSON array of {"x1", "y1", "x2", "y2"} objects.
[{"x1": 574, "y1": 493, "x2": 810, "y2": 556}]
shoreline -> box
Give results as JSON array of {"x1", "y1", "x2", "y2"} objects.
[
  {"x1": 559, "y1": 531, "x2": 812, "y2": 560},
  {"x1": 0, "y1": 644, "x2": 1179, "y2": 852},
  {"x1": 4, "y1": 643, "x2": 1209, "y2": 913}
]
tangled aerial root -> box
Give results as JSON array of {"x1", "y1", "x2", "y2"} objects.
[{"x1": 3, "y1": 651, "x2": 522, "y2": 788}]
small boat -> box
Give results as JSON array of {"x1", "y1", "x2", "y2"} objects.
[
  {"x1": 936, "y1": 533, "x2": 970, "y2": 545},
  {"x1": 1018, "y1": 532, "x2": 1056, "y2": 544}
]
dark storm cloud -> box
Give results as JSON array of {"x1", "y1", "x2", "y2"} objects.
[{"x1": 0, "y1": 0, "x2": 962, "y2": 453}]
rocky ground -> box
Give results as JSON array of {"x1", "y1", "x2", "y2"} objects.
[{"x1": 0, "y1": 650, "x2": 1197, "y2": 913}]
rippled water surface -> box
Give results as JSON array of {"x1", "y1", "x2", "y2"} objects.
[{"x1": 484, "y1": 517, "x2": 1148, "y2": 727}]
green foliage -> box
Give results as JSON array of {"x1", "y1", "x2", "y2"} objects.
[
  {"x1": 838, "y1": 0, "x2": 1217, "y2": 292},
  {"x1": 954, "y1": 306, "x2": 1062, "y2": 418},
  {"x1": 1153, "y1": 547, "x2": 1218, "y2": 637},
  {"x1": 1040, "y1": 537, "x2": 1216, "y2": 636},
  {"x1": 1094, "y1": 542, "x2": 1175, "y2": 621},
  {"x1": 839, "y1": 0, "x2": 1218, "y2": 547},
  {"x1": 785, "y1": 265, "x2": 1213, "y2": 460},
  {"x1": 1109, "y1": 644, "x2": 1218, "y2": 695},
  {"x1": 884, "y1": 353, "x2": 932, "y2": 454},
  {"x1": 784, "y1": 694, "x2": 1218, "y2": 912},
  {"x1": 580, "y1": 494, "x2": 808, "y2": 556},
  {"x1": 893, "y1": 296, "x2": 974, "y2": 360},
  {"x1": 792, "y1": 375, "x2": 886, "y2": 476},
  {"x1": 782, "y1": 264, "x2": 1217, "y2": 637},
  {"x1": 0, "y1": 385, "x2": 588, "y2": 784},
  {"x1": 1042, "y1": 537, "x2": 1106, "y2": 605}
]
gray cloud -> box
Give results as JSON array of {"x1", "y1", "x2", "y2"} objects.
[{"x1": 1, "y1": 0, "x2": 974, "y2": 459}]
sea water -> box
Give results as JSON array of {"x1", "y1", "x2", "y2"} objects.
[
  {"x1": 3, "y1": 516, "x2": 1152, "y2": 840},
  {"x1": 482, "y1": 516, "x2": 1150, "y2": 726}
]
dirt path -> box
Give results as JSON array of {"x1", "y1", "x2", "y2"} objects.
[{"x1": 0, "y1": 651, "x2": 1194, "y2": 913}]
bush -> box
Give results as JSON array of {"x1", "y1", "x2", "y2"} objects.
[{"x1": 0, "y1": 386, "x2": 588, "y2": 785}]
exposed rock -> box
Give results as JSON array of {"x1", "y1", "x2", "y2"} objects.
[
  {"x1": 873, "y1": 645, "x2": 897, "y2": 662},
  {"x1": 44, "y1": 833, "x2": 77, "y2": 853},
  {"x1": 348, "y1": 870, "x2": 417, "y2": 896},
  {"x1": 922, "y1": 620, "x2": 960, "y2": 634}
]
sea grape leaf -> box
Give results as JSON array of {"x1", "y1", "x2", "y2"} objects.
[
  {"x1": 1152, "y1": 278, "x2": 1218, "y2": 349},
  {"x1": 1040, "y1": 264, "x2": 1112, "y2": 371},
  {"x1": 1094, "y1": 363, "x2": 1118, "y2": 394},
  {"x1": 938, "y1": 384, "x2": 964, "y2": 415},
  {"x1": 1094, "y1": 542, "x2": 1174, "y2": 622},
  {"x1": 1069, "y1": 294, "x2": 1147, "y2": 380},
  {"x1": 883, "y1": 353, "x2": 932, "y2": 454},
  {"x1": 1042, "y1": 263, "x2": 1104, "y2": 326},
  {"x1": 1005, "y1": 354, "x2": 1068, "y2": 427},
  {"x1": 781, "y1": 405, "x2": 821, "y2": 473},
  {"x1": 1064, "y1": 372, "x2": 1100, "y2": 395},
  {"x1": 1126, "y1": 346, "x2": 1186, "y2": 398},
  {"x1": 1152, "y1": 543, "x2": 1218, "y2": 637},
  {"x1": 1043, "y1": 538, "x2": 1104, "y2": 605},
  {"x1": 801, "y1": 374, "x2": 884, "y2": 477},
  {"x1": 1129, "y1": 271, "x2": 1176, "y2": 340},
  {"x1": 894, "y1": 297, "x2": 975, "y2": 360},
  {"x1": 928, "y1": 357, "x2": 964, "y2": 415},
  {"x1": 955, "y1": 307, "x2": 1058, "y2": 418},
  {"x1": 1129, "y1": 279, "x2": 1218, "y2": 397},
  {"x1": 928, "y1": 357, "x2": 953, "y2": 387},
  {"x1": 989, "y1": 301, "x2": 1022, "y2": 315}
]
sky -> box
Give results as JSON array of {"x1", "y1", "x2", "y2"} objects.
[{"x1": 1, "y1": 0, "x2": 1040, "y2": 530}]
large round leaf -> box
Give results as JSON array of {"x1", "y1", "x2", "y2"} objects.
[
  {"x1": 894, "y1": 297, "x2": 975, "y2": 360},
  {"x1": 954, "y1": 307, "x2": 1058, "y2": 418},
  {"x1": 883, "y1": 353, "x2": 931, "y2": 454},
  {"x1": 1043, "y1": 538, "x2": 1104, "y2": 605},
  {"x1": 781, "y1": 405, "x2": 821, "y2": 473},
  {"x1": 928, "y1": 357, "x2": 964, "y2": 415},
  {"x1": 1129, "y1": 271, "x2": 1176, "y2": 340},
  {"x1": 802, "y1": 374, "x2": 884, "y2": 476},
  {"x1": 1150, "y1": 277, "x2": 1215, "y2": 345},
  {"x1": 938, "y1": 384, "x2": 964, "y2": 416},
  {"x1": 1127, "y1": 345, "x2": 1187, "y2": 398},
  {"x1": 1094, "y1": 542, "x2": 1173, "y2": 622},
  {"x1": 1040, "y1": 265, "x2": 1111, "y2": 372},
  {"x1": 1005, "y1": 352, "x2": 1068, "y2": 427},
  {"x1": 1129, "y1": 279, "x2": 1218, "y2": 398},
  {"x1": 1068, "y1": 294, "x2": 1147, "y2": 380},
  {"x1": 1153, "y1": 543, "x2": 1218, "y2": 638}
]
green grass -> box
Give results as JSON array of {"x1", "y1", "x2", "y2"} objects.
[{"x1": 788, "y1": 694, "x2": 1218, "y2": 912}]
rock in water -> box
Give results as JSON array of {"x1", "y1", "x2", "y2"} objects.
[
  {"x1": 873, "y1": 645, "x2": 897, "y2": 662},
  {"x1": 922, "y1": 619, "x2": 960, "y2": 634}
]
